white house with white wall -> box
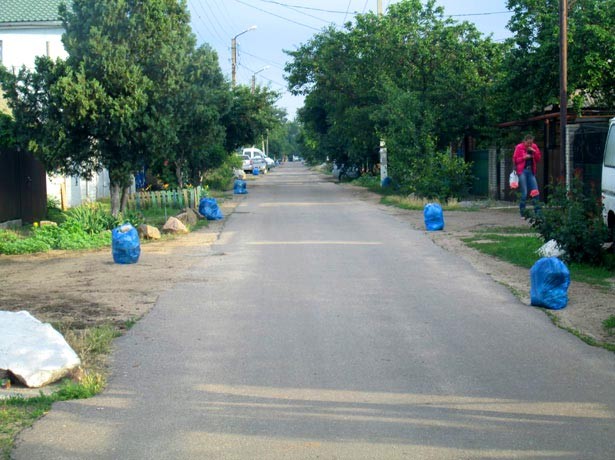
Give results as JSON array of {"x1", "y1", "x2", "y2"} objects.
[{"x1": 0, "y1": 0, "x2": 130, "y2": 209}]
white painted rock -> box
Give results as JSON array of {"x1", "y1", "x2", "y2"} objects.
[{"x1": 0, "y1": 311, "x2": 81, "y2": 388}]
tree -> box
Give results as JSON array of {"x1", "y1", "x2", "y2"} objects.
[
  {"x1": 161, "y1": 44, "x2": 230, "y2": 188},
  {"x1": 500, "y1": 0, "x2": 615, "y2": 119},
  {"x1": 58, "y1": 0, "x2": 196, "y2": 214},
  {"x1": 222, "y1": 85, "x2": 282, "y2": 153},
  {"x1": 285, "y1": 0, "x2": 502, "y2": 193},
  {"x1": 0, "y1": 0, "x2": 198, "y2": 216}
]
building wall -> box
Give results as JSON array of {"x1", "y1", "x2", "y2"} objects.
[{"x1": 0, "y1": 26, "x2": 66, "y2": 71}]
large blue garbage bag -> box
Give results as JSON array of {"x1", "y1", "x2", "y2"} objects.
[
  {"x1": 234, "y1": 179, "x2": 248, "y2": 194},
  {"x1": 112, "y1": 223, "x2": 140, "y2": 264},
  {"x1": 199, "y1": 197, "x2": 224, "y2": 220},
  {"x1": 252, "y1": 167, "x2": 260, "y2": 176},
  {"x1": 530, "y1": 257, "x2": 570, "y2": 310},
  {"x1": 424, "y1": 203, "x2": 444, "y2": 231}
]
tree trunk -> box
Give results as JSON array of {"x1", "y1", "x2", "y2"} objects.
[
  {"x1": 175, "y1": 161, "x2": 183, "y2": 189},
  {"x1": 120, "y1": 186, "x2": 130, "y2": 214},
  {"x1": 110, "y1": 183, "x2": 122, "y2": 217}
]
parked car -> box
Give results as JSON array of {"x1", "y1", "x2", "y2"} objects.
[
  {"x1": 263, "y1": 155, "x2": 275, "y2": 169},
  {"x1": 251, "y1": 154, "x2": 268, "y2": 174},
  {"x1": 602, "y1": 117, "x2": 615, "y2": 239},
  {"x1": 242, "y1": 147, "x2": 269, "y2": 173},
  {"x1": 239, "y1": 154, "x2": 252, "y2": 172}
]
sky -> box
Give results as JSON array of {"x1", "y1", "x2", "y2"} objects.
[{"x1": 185, "y1": 1, "x2": 514, "y2": 119}]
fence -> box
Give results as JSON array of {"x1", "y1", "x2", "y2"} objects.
[{"x1": 126, "y1": 186, "x2": 204, "y2": 211}]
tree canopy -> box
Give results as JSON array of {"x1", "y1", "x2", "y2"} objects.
[{"x1": 0, "y1": 0, "x2": 281, "y2": 215}]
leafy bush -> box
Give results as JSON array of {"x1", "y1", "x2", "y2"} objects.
[
  {"x1": 527, "y1": 176, "x2": 608, "y2": 264},
  {"x1": 45, "y1": 196, "x2": 66, "y2": 223},
  {"x1": 65, "y1": 202, "x2": 118, "y2": 234},
  {"x1": 202, "y1": 155, "x2": 242, "y2": 191},
  {"x1": 408, "y1": 151, "x2": 473, "y2": 201}
]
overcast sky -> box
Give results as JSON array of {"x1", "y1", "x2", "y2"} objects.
[{"x1": 185, "y1": 1, "x2": 514, "y2": 119}]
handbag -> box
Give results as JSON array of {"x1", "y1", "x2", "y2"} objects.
[{"x1": 509, "y1": 170, "x2": 519, "y2": 189}]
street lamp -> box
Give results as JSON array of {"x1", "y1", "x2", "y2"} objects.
[
  {"x1": 231, "y1": 25, "x2": 257, "y2": 87},
  {"x1": 251, "y1": 66, "x2": 269, "y2": 94}
]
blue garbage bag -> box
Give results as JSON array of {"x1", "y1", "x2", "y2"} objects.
[
  {"x1": 424, "y1": 203, "x2": 444, "y2": 231},
  {"x1": 530, "y1": 257, "x2": 570, "y2": 310},
  {"x1": 112, "y1": 223, "x2": 140, "y2": 264},
  {"x1": 199, "y1": 197, "x2": 224, "y2": 220},
  {"x1": 234, "y1": 179, "x2": 248, "y2": 194},
  {"x1": 253, "y1": 167, "x2": 260, "y2": 176},
  {"x1": 381, "y1": 177, "x2": 392, "y2": 188}
]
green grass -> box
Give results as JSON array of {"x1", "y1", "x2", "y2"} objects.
[
  {"x1": 0, "y1": 203, "x2": 211, "y2": 256},
  {"x1": 462, "y1": 231, "x2": 615, "y2": 287},
  {"x1": 1, "y1": 394, "x2": 54, "y2": 459},
  {"x1": 380, "y1": 194, "x2": 471, "y2": 211},
  {"x1": 604, "y1": 315, "x2": 615, "y2": 335},
  {"x1": 0, "y1": 324, "x2": 120, "y2": 458}
]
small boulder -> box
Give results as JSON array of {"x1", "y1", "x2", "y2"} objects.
[
  {"x1": 176, "y1": 208, "x2": 198, "y2": 226},
  {"x1": 0, "y1": 311, "x2": 81, "y2": 388},
  {"x1": 162, "y1": 216, "x2": 188, "y2": 234},
  {"x1": 138, "y1": 224, "x2": 161, "y2": 240},
  {"x1": 39, "y1": 220, "x2": 58, "y2": 227}
]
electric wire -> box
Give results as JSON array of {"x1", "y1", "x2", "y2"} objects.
[{"x1": 231, "y1": 0, "x2": 322, "y2": 32}]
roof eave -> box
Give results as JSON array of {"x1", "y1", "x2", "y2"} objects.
[{"x1": 0, "y1": 21, "x2": 63, "y2": 29}]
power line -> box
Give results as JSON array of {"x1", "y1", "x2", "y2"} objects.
[
  {"x1": 253, "y1": 0, "x2": 361, "y2": 15},
  {"x1": 232, "y1": 0, "x2": 322, "y2": 31},
  {"x1": 253, "y1": 0, "x2": 332, "y2": 24},
  {"x1": 447, "y1": 11, "x2": 513, "y2": 18}
]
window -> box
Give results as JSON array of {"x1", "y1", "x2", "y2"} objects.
[{"x1": 605, "y1": 125, "x2": 615, "y2": 168}]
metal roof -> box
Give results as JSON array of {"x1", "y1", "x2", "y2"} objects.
[{"x1": 0, "y1": 0, "x2": 66, "y2": 24}]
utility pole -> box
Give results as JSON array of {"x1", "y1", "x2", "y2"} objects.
[
  {"x1": 377, "y1": 0, "x2": 383, "y2": 16},
  {"x1": 231, "y1": 26, "x2": 257, "y2": 88},
  {"x1": 251, "y1": 66, "x2": 269, "y2": 94},
  {"x1": 559, "y1": 0, "x2": 569, "y2": 186}
]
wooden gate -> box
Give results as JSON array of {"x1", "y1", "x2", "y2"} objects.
[
  {"x1": 468, "y1": 149, "x2": 489, "y2": 197},
  {"x1": 0, "y1": 148, "x2": 47, "y2": 224}
]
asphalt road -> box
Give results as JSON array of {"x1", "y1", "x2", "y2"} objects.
[{"x1": 15, "y1": 164, "x2": 615, "y2": 459}]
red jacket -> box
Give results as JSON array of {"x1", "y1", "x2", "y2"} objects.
[{"x1": 513, "y1": 142, "x2": 541, "y2": 175}]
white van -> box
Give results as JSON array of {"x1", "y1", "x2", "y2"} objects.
[{"x1": 602, "y1": 117, "x2": 615, "y2": 237}]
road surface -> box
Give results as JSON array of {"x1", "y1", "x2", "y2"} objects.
[{"x1": 15, "y1": 164, "x2": 615, "y2": 459}]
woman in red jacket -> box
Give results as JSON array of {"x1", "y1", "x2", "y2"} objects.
[{"x1": 513, "y1": 134, "x2": 541, "y2": 217}]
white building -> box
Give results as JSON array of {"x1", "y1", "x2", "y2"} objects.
[{"x1": 0, "y1": 0, "x2": 127, "y2": 209}]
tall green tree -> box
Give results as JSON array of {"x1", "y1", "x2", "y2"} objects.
[
  {"x1": 222, "y1": 85, "x2": 282, "y2": 153},
  {"x1": 0, "y1": 0, "x2": 198, "y2": 215},
  {"x1": 500, "y1": 0, "x2": 615, "y2": 119},
  {"x1": 162, "y1": 44, "x2": 230, "y2": 188},
  {"x1": 58, "y1": 0, "x2": 195, "y2": 214},
  {"x1": 286, "y1": 0, "x2": 501, "y2": 192}
]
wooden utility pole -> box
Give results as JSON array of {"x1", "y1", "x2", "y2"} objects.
[
  {"x1": 377, "y1": 0, "x2": 383, "y2": 16},
  {"x1": 559, "y1": 0, "x2": 568, "y2": 185}
]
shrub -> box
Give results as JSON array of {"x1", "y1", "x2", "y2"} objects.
[
  {"x1": 202, "y1": 155, "x2": 242, "y2": 191},
  {"x1": 65, "y1": 202, "x2": 118, "y2": 234},
  {"x1": 46, "y1": 196, "x2": 66, "y2": 224},
  {"x1": 408, "y1": 151, "x2": 473, "y2": 201},
  {"x1": 527, "y1": 176, "x2": 608, "y2": 264}
]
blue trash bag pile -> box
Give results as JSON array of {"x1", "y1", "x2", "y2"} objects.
[
  {"x1": 424, "y1": 203, "x2": 444, "y2": 231},
  {"x1": 252, "y1": 167, "x2": 260, "y2": 176},
  {"x1": 199, "y1": 197, "x2": 224, "y2": 220},
  {"x1": 112, "y1": 223, "x2": 140, "y2": 264},
  {"x1": 530, "y1": 257, "x2": 570, "y2": 310},
  {"x1": 234, "y1": 179, "x2": 248, "y2": 194}
]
